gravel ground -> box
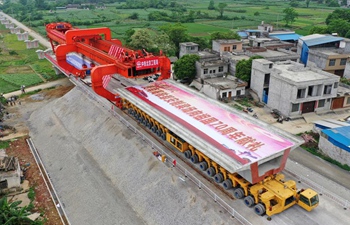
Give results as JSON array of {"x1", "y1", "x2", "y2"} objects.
[{"x1": 28, "y1": 87, "x2": 239, "y2": 225}]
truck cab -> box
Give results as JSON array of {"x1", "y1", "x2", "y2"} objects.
[{"x1": 297, "y1": 189, "x2": 319, "y2": 211}]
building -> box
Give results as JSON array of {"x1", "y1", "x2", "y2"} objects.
[
  {"x1": 200, "y1": 76, "x2": 247, "y2": 101},
  {"x1": 195, "y1": 59, "x2": 229, "y2": 81},
  {"x1": 331, "y1": 83, "x2": 350, "y2": 110},
  {"x1": 248, "y1": 37, "x2": 295, "y2": 49},
  {"x1": 221, "y1": 52, "x2": 250, "y2": 76},
  {"x1": 257, "y1": 21, "x2": 273, "y2": 33},
  {"x1": 251, "y1": 59, "x2": 340, "y2": 118},
  {"x1": 297, "y1": 34, "x2": 350, "y2": 77},
  {"x1": 179, "y1": 42, "x2": 199, "y2": 58},
  {"x1": 319, "y1": 126, "x2": 350, "y2": 166},
  {"x1": 246, "y1": 48, "x2": 299, "y2": 62},
  {"x1": 269, "y1": 32, "x2": 302, "y2": 43},
  {"x1": 0, "y1": 150, "x2": 22, "y2": 194},
  {"x1": 212, "y1": 39, "x2": 243, "y2": 53}
]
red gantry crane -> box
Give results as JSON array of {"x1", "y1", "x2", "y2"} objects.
[{"x1": 45, "y1": 22, "x2": 171, "y2": 105}]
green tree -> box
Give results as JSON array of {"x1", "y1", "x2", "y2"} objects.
[
  {"x1": 283, "y1": 7, "x2": 298, "y2": 26},
  {"x1": 128, "y1": 12, "x2": 139, "y2": 20},
  {"x1": 327, "y1": 0, "x2": 339, "y2": 7},
  {"x1": 129, "y1": 29, "x2": 154, "y2": 50},
  {"x1": 306, "y1": 0, "x2": 311, "y2": 8},
  {"x1": 327, "y1": 19, "x2": 350, "y2": 37},
  {"x1": 217, "y1": 3, "x2": 227, "y2": 18},
  {"x1": 160, "y1": 23, "x2": 189, "y2": 57},
  {"x1": 326, "y1": 9, "x2": 350, "y2": 24},
  {"x1": 208, "y1": 0, "x2": 215, "y2": 10},
  {"x1": 236, "y1": 56, "x2": 263, "y2": 83},
  {"x1": 210, "y1": 31, "x2": 241, "y2": 46},
  {"x1": 290, "y1": 0, "x2": 299, "y2": 7},
  {"x1": 309, "y1": 26, "x2": 328, "y2": 34},
  {"x1": 153, "y1": 33, "x2": 176, "y2": 56},
  {"x1": 0, "y1": 196, "x2": 43, "y2": 225},
  {"x1": 173, "y1": 54, "x2": 200, "y2": 80}
]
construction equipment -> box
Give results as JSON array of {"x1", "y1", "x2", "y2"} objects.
[
  {"x1": 45, "y1": 22, "x2": 171, "y2": 103},
  {"x1": 44, "y1": 23, "x2": 319, "y2": 218}
]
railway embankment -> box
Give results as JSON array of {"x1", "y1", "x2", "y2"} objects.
[{"x1": 27, "y1": 87, "x2": 237, "y2": 225}]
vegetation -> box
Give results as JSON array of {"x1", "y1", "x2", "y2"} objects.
[
  {"x1": 299, "y1": 132, "x2": 350, "y2": 171},
  {"x1": 235, "y1": 56, "x2": 263, "y2": 83},
  {"x1": 0, "y1": 141, "x2": 10, "y2": 149},
  {"x1": 310, "y1": 9, "x2": 350, "y2": 37},
  {"x1": 173, "y1": 54, "x2": 200, "y2": 80},
  {"x1": 283, "y1": 7, "x2": 298, "y2": 26},
  {"x1": 0, "y1": 195, "x2": 44, "y2": 225}
]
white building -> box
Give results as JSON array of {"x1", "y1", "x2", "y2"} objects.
[{"x1": 251, "y1": 59, "x2": 340, "y2": 118}]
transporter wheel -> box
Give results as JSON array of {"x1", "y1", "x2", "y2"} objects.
[
  {"x1": 233, "y1": 188, "x2": 244, "y2": 199},
  {"x1": 146, "y1": 122, "x2": 151, "y2": 129},
  {"x1": 244, "y1": 196, "x2": 255, "y2": 208},
  {"x1": 206, "y1": 167, "x2": 216, "y2": 177},
  {"x1": 223, "y1": 179, "x2": 233, "y2": 190},
  {"x1": 156, "y1": 129, "x2": 161, "y2": 137},
  {"x1": 184, "y1": 150, "x2": 192, "y2": 159},
  {"x1": 161, "y1": 133, "x2": 166, "y2": 140},
  {"x1": 199, "y1": 161, "x2": 208, "y2": 171},
  {"x1": 151, "y1": 126, "x2": 156, "y2": 133},
  {"x1": 128, "y1": 108, "x2": 133, "y2": 114},
  {"x1": 190, "y1": 154, "x2": 199, "y2": 163},
  {"x1": 142, "y1": 119, "x2": 148, "y2": 126},
  {"x1": 254, "y1": 203, "x2": 266, "y2": 216},
  {"x1": 214, "y1": 173, "x2": 224, "y2": 183}
]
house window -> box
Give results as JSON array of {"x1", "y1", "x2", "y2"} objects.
[
  {"x1": 297, "y1": 88, "x2": 306, "y2": 99},
  {"x1": 232, "y1": 45, "x2": 237, "y2": 50},
  {"x1": 237, "y1": 90, "x2": 241, "y2": 96},
  {"x1": 224, "y1": 47, "x2": 230, "y2": 51},
  {"x1": 334, "y1": 82, "x2": 339, "y2": 88},
  {"x1": 264, "y1": 73, "x2": 270, "y2": 85},
  {"x1": 340, "y1": 58, "x2": 347, "y2": 65},
  {"x1": 308, "y1": 86, "x2": 314, "y2": 96},
  {"x1": 347, "y1": 97, "x2": 350, "y2": 105},
  {"x1": 222, "y1": 92, "x2": 227, "y2": 98},
  {"x1": 204, "y1": 69, "x2": 208, "y2": 74},
  {"x1": 191, "y1": 46, "x2": 196, "y2": 50},
  {"x1": 329, "y1": 59, "x2": 336, "y2": 66},
  {"x1": 269, "y1": 63, "x2": 273, "y2": 68},
  {"x1": 318, "y1": 99, "x2": 325, "y2": 108},
  {"x1": 219, "y1": 66, "x2": 224, "y2": 72},
  {"x1": 210, "y1": 69, "x2": 216, "y2": 74},
  {"x1": 324, "y1": 84, "x2": 332, "y2": 95},
  {"x1": 291, "y1": 103, "x2": 299, "y2": 112}
]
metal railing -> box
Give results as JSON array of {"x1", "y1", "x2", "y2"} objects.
[{"x1": 26, "y1": 138, "x2": 71, "y2": 225}]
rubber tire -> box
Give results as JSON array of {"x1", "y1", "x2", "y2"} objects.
[
  {"x1": 254, "y1": 203, "x2": 266, "y2": 216},
  {"x1": 233, "y1": 188, "x2": 244, "y2": 199},
  {"x1": 190, "y1": 154, "x2": 199, "y2": 163},
  {"x1": 184, "y1": 150, "x2": 191, "y2": 159},
  {"x1": 156, "y1": 129, "x2": 161, "y2": 137},
  {"x1": 151, "y1": 126, "x2": 156, "y2": 133},
  {"x1": 206, "y1": 167, "x2": 216, "y2": 177},
  {"x1": 128, "y1": 108, "x2": 133, "y2": 114},
  {"x1": 214, "y1": 173, "x2": 224, "y2": 183},
  {"x1": 199, "y1": 161, "x2": 208, "y2": 171},
  {"x1": 146, "y1": 122, "x2": 151, "y2": 129},
  {"x1": 223, "y1": 179, "x2": 233, "y2": 190},
  {"x1": 142, "y1": 119, "x2": 147, "y2": 126},
  {"x1": 161, "y1": 133, "x2": 166, "y2": 140},
  {"x1": 244, "y1": 196, "x2": 255, "y2": 208}
]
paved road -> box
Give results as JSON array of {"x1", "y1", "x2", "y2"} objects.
[{"x1": 0, "y1": 12, "x2": 51, "y2": 49}]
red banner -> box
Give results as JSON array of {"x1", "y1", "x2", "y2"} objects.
[{"x1": 135, "y1": 57, "x2": 159, "y2": 70}]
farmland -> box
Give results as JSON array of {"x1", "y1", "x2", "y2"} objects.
[
  {"x1": 0, "y1": 24, "x2": 63, "y2": 94},
  {"x1": 24, "y1": 0, "x2": 334, "y2": 40}
]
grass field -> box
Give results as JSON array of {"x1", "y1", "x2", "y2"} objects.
[
  {"x1": 0, "y1": 25, "x2": 64, "y2": 94},
  {"x1": 26, "y1": 0, "x2": 335, "y2": 40}
]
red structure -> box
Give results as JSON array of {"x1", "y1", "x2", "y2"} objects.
[{"x1": 45, "y1": 22, "x2": 171, "y2": 103}]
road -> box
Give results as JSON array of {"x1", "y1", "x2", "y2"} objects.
[{"x1": 0, "y1": 12, "x2": 51, "y2": 49}]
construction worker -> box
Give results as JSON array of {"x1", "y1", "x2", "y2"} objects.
[{"x1": 20, "y1": 85, "x2": 26, "y2": 94}]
